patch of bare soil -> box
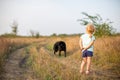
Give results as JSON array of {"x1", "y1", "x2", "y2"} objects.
[{"x1": 3, "y1": 48, "x2": 35, "y2": 80}]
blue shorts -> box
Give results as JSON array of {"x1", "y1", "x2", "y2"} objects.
[{"x1": 82, "y1": 50, "x2": 93, "y2": 57}]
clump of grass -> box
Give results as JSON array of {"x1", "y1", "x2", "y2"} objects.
[
  {"x1": 45, "y1": 43, "x2": 53, "y2": 51},
  {"x1": 0, "y1": 38, "x2": 11, "y2": 77},
  {"x1": 93, "y1": 36, "x2": 120, "y2": 77}
]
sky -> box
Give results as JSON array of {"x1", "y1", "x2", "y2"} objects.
[{"x1": 0, "y1": 0, "x2": 120, "y2": 36}]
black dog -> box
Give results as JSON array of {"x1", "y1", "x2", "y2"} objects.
[{"x1": 53, "y1": 41, "x2": 66, "y2": 57}]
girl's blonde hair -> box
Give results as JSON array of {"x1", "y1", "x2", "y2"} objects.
[{"x1": 86, "y1": 23, "x2": 95, "y2": 34}]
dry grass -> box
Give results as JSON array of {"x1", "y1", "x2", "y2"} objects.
[
  {"x1": 0, "y1": 38, "x2": 10, "y2": 75},
  {"x1": 0, "y1": 36, "x2": 120, "y2": 80},
  {"x1": 93, "y1": 36, "x2": 120, "y2": 77},
  {"x1": 23, "y1": 36, "x2": 120, "y2": 80}
]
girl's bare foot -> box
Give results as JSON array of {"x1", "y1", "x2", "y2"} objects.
[{"x1": 85, "y1": 70, "x2": 90, "y2": 75}]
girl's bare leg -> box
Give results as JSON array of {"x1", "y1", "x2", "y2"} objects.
[
  {"x1": 80, "y1": 58, "x2": 86, "y2": 74},
  {"x1": 86, "y1": 57, "x2": 91, "y2": 74}
]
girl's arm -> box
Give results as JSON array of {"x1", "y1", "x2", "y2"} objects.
[
  {"x1": 83, "y1": 40, "x2": 95, "y2": 51},
  {"x1": 79, "y1": 38, "x2": 84, "y2": 51}
]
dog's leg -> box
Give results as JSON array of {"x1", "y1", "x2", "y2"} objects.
[
  {"x1": 59, "y1": 51, "x2": 61, "y2": 56},
  {"x1": 54, "y1": 51, "x2": 56, "y2": 54},
  {"x1": 64, "y1": 51, "x2": 66, "y2": 57}
]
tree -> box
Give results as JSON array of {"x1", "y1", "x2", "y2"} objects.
[
  {"x1": 11, "y1": 21, "x2": 18, "y2": 36},
  {"x1": 30, "y1": 30, "x2": 35, "y2": 37},
  {"x1": 35, "y1": 32, "x2": 40, "y2": 38},
  {"x1": 51, "y1": 33, "x2": 57, "y2": 37},
  {"x1": 30, "y1": 30, "x2": 40, "y2": 38},
  {"x1": 77, "y1": 12, "x2": 115, "y2": 37}
]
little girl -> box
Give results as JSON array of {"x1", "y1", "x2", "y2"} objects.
[{"x1": 79, "y1": 23, "x2": 95, "y2": 75}]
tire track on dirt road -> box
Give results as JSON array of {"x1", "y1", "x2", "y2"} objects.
[
  {"x1": 3, "y1": 48, "x2": 34, "y2": 80},
  {"x1": 2, "y1": 39, "x2": 48, "y2": 80}
]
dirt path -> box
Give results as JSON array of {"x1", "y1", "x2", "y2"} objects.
[
  {"x1": 2, "y1": 39, "x2": 48, "y2": 80},
  {"x1": 3, "y1": 48, "x2": 31, "y2": 80}
]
